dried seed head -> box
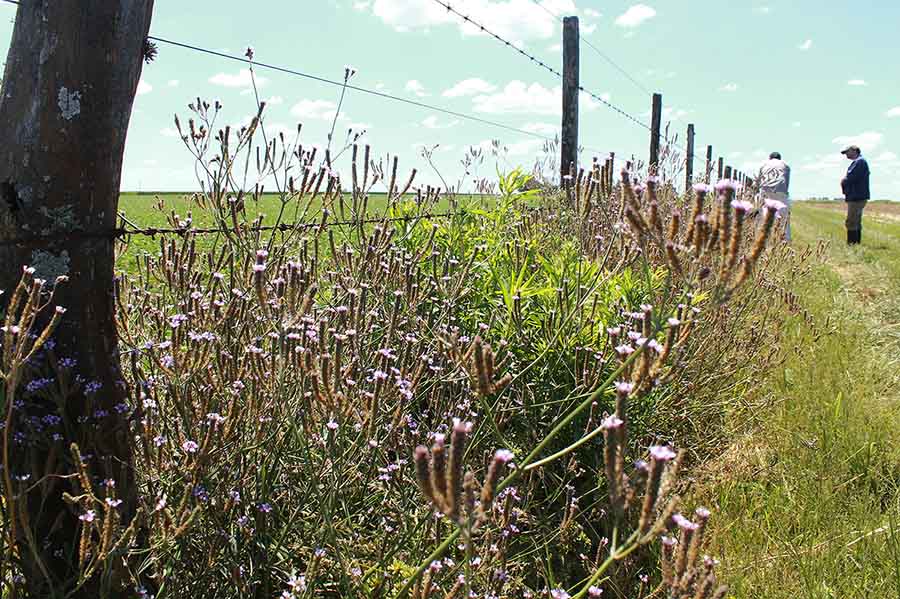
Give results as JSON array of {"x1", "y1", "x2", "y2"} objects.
[
  {"x1": 414, "y1": 446, "x2": 436, "y2": 505},
  {"x1": 480, "y1": 449, "x2": 513, "y2": 518},
  {"x1": 446, "y1": 420, "x2": 471, "y2": 520},
  {"x1": 430, "y1": 435, "x2": 448, "y2": 510}
]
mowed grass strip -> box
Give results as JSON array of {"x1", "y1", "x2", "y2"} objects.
[{"x1": 696, "y1": 201, "x2": 900, "y2": 598}]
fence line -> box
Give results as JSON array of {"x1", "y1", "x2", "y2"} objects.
[
  {"x1": 0, "y1": 211, "x2": 460, "y2": 248},
  {"x1": 431, "y1": 0, "x2": 652, "y2": 133},
  {"x1": 525, "y1": 0, "x2": 653, "y2": 96},
  {"x1": 0, "y1": 0, "x2": 751, "y2": 184}
]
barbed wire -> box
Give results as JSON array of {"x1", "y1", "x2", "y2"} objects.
[
  {"x1": 0, "y1": 0, "x2": 612, "y2": 155},
  {"x1": 0, "y1": 211, "x2": 458, "y2": 248},
  {"x1": 427, "y1": 0, "x2": 694, "y2": 158},
  {"x1": 0, "y1": 0, "x2": 698, "y2": 164},
  {"x1": 431, "y1": 0, "x2": 653, "y2": 133},
  {"x1": 431, "y1": 0, "x2": 563, "y2": 79},
  {"x1": 526, "y1": 0, "x2": 653, "y2": 97}
]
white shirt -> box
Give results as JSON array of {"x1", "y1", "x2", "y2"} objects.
[{"x1": 759, "y1": 159, "x2": 791, "y2": 195}]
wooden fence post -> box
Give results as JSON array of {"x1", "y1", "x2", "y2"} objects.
[
  {"x1": 685, "y1": 123, "x2": 695, "y2": 191},
  {"x1": 649, "y1": 93, "x2": 662, "y2": 174},
  {"x1": 724, "y1": 165, "x2": 733, "y2": 179},
  {"x1": 717, "y1": 157, "x2": 724, "y2": 180},
  {"x1": 705, "y1": 145, "x2": 713, "y2": 183},
  {"x1": 560, "y1": 16, "x2": 579, "y2": 185},
  {"x1": 608, "y1": 151, "x2": 615, "y2": 190}
]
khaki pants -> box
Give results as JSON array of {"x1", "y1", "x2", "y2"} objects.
[
  {"x1": 761, "y1": 190, "x2": 791, "y2": 241},
  {"x1": 845, "y1": 201, "x2": 867, "y2": 232}
]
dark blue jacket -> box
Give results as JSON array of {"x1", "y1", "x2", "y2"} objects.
[{"x1": 842, "y1": 157, "x2": 870, "y2": 201}]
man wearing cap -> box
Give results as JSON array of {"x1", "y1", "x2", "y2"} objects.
[
  {"x1": 840, "y1": 145, "x2": 870, "y2": 245},
  {"x1": 759, "y1": 152, "x2": 792, "y2": 240}
]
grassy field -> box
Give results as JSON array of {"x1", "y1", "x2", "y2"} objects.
[
  {"x1": 115, "y1": 191, "x2": 480, "y2": 272},
  {"x1": 697, "y1": 201, "x2": 900, "y2": 597}
]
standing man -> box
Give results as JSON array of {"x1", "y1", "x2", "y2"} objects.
[
  {"x1": 841, "y1": 145, "x2": 870, "y2": 245},
  {"x1": 759, "y1": 152, "x2": 792, "y2": 240}
]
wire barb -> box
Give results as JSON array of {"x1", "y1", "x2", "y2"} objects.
[{"x1": 0, "y1": 211, "x2": 457, "y2": 248}]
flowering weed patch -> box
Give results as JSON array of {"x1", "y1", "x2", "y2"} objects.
[{"x1": 1, "y1": 100, "x2": 804, "y2": 597}]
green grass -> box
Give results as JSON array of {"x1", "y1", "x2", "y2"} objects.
[
  {"x1": 114, "y1": 192, "x2": 480, "y2": 273},
  {"x1": 697, "y1": 202, "x2": 900, "y2": 597}
]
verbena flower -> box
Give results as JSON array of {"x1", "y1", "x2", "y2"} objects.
[{"x1": 649, "y1": 445, "x2": 676, "y2": 461}]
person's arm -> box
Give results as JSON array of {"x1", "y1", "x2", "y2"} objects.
[{"x1": 784, "y1": 165, "x2": 791, "y2": 193}]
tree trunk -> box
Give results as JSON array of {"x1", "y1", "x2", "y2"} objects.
[{"x1": 0, "y1": 1, "x2": 154, "y2": 596}]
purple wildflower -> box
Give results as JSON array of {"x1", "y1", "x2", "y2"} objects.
[{"x1": 649, "y1": 445, "x2": 677, "y2": 461}]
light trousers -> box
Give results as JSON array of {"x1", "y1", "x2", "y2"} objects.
[{"x1": 760, "y1": 190, "x2": 791, "y2": 241}]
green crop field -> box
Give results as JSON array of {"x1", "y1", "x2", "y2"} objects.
[{"x1": 115, "y1": 191, "x2": 485, "y2": 272}]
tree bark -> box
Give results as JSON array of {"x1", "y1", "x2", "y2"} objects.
[{"x1": 0, "y1": 1, "x2": 154, "y2": 595}]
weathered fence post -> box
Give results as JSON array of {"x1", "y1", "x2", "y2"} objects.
[
  {"x1": 724, "y1": 165, "x2": 733, "y2": 179},
  {"x1": 717, "y1": 157, "x2": 724, "y2": 180},
  {"x1": 705, "y1": 145, "x2": 713, "y2": 183},
  {"x1": 0, "y1": 1, "x2": 155, "y2": 595},
  {"x1": 685, "y1": 123, "x2": 695, "y2": 191},
  {"x1": 608, "y1": 151, "x2": 615, "y2": 190},
  {"x1": 560, "y1": 16, "x2": 579, "y2": 185},
  {"x1": 649, "y1": 93, "x2": 662, "y2": 174}
]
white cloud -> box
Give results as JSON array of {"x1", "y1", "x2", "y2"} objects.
[
  {"x1": 137, "y1": 79, "x2": 152, "y2": 95},
  {"x1": 371, "y1": 0, "x2": 575, "y2": 40},
  {"x1": 522, "y1": 122, "x2": 559, "y2": 135},
  {"x1": 143, "y1": 159, "x2": 158, "y2": 166},
  {"x1": 266, "y1": 96, "x2": 285, "y2": 106},
  {"x1": 793, "y1": 122, "x2": 802, "y2": 128},
  {"x1": 875, "y1": 151, "x2": 898, "y2": 162},
  {"x1": 167, "y1": 80, "x2": 180, "y2": 87},
  {"x1": 161, "y1": 127, "x2": 180, "y2": 138},
  {"x1": 886, "y1": 107, "x2": 900, "y2": 118},
  {"x1": 505, "y1": 138, "x2": 546, "y2": 156},
  {"x1": 719, "y1": 83, "x2": 738, "y2": 92},
  {"x1": 583, "y1": 23, "x2": 597, "y2": 35},
  {"x1": 801, "y1": 153, "x2": 845, "y2": 173},
  {"x1": 443, "y1": 78, "x2": 497, "y2": 98},
  {"x1": 405, "y1": 80, "x2": 429, "y2": 97},
  {"x1": 832, "y1": 131, "x2": 883, "y2": 152},
  {"x1": 798, "y1": 39, "x2": 812, "y2": 51},
  {"x1": 209, "y1": 69, "x2": 267, "y2": 88},
  {"x1": 584, "y1": 8, "x2": 602, "y2": 18},
  {"x1": 472, "y1": 81, "x2": 561, "y2": 115},
  {"x1": 290, "y1": 99, "x2": 343, "y2": 121},
  {"x1": 615, "y1": 4, "x2": 656, "y2": 28},
  {"x1": 754, "y1": 6, "x2": 771, "y2": 14},
  {"x1": 468, "y1": 81, "x2": 606, "y2": 116},
  {"x1": 353, "y1": 1, "x2": 372, "y2": 10},
  {"x1": 664, "y1": 107, "x2": 690, "y2": 121},
  {"x1": 547, "y1": 43, "x2": 561, "y2": 52},
  {"x1": 422, "y1": 115, "x2": 460, "y2": 129},
  {"x1": 847, "y1": 79, "x2": 867, "y2": 86},
  {"x1": 348, "y1": 122, "x2": 372, "y2": 131}
]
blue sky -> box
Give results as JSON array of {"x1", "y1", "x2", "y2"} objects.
[{"x1": 1, "y1": 0, "x2": 898, "y2": 198}]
